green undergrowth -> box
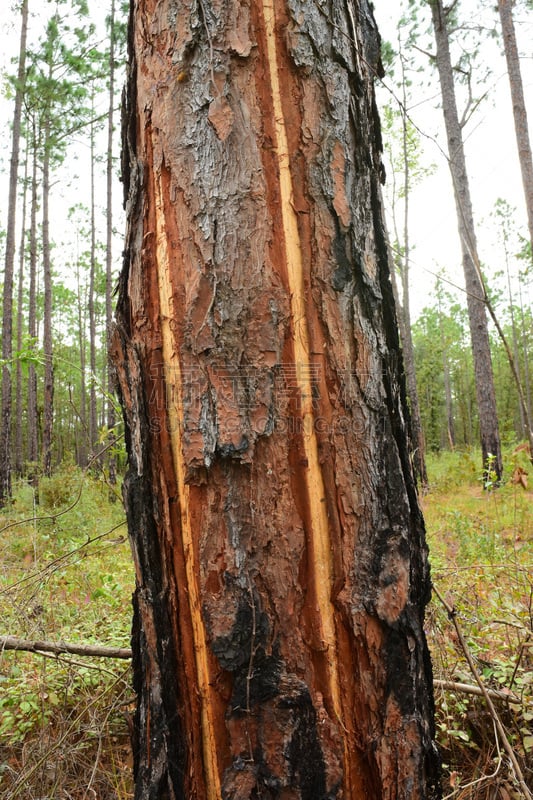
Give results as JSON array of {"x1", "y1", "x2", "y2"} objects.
[
  {"x1": 0, "y1": 465, "x2": 134, "y2": 799},
  {"x1": 423, "y1": 446, "x2": 533, "y2": 799}
]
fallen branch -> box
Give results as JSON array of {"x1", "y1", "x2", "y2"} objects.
[
  {"x1": 0, "y1": 635, "x2": 132, "y2": 660},
  {"x1": 0, "y1": 638, "x2": 525, "y2": 707},
  {"x1": 434, "y1": 679, "x2": 521, "y2": 705}
]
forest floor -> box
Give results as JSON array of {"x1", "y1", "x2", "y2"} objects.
[
  {"x1": 422, "y1": 447, "x2": 533, "y2": 799},
  {"x1": 0, "y1": 448, "x2": 531, "y2": 799}
]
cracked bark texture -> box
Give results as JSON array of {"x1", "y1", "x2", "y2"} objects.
[{"x1": 113, "y1": 1, "x2": 441, "y2": 798}]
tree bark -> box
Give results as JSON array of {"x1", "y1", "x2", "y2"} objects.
[
  {"x1": 114, "y1": 2, "x2": 440, "y2": 799},
  {"x1": 498, "y1": 0, "x2": 533, "y2": 253},
  {"x1": 430, "y1": 0, "x2": 503, "y2": 482},
  {"x1": 0, "y1": 0, "x2": 29, "y2": 505}
]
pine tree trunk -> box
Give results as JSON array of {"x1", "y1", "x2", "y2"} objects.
[
  {"x1": 42, "y1": 119, "x2": 54, "y2": 478},
  {"x1": 438, "y1": 298, "x2": 455, "y2": 451},
  {"x1": 106, "y1": 0, "x2": 117, "y2": 488},
  {"x1": 399, "y1": 78, "x2": 427, "y2": 488},
  {"x1": 27, "y1": 122, "x2": 39, "y2": 473},
  {"x1": 518, "y1": 282, "x2": 532, "y2": 428},
  {"x1": 430, "y1": 0, "x2": 503, "y2": 482},
  {"x1": 77, "y1": 262, "x2": 88, "y2": 468},
  {"x1": 504, "y1": 240, "x2": 526, "y2": 439},
  {"x1": 14, "y1": 151, "x2": 28, "y2": 476},
  {"x1": 0, "y1": 0, "x2": 29, "y2": 505},
  {"x1": 114, "y1": 2, "x2": 440, "y2": 798},
  {"x1": 498, "y1": 0, "x2": 533, "y2": 252},
  {"x1": 89, "y1": 112, "x2": 98, "y2": 456}
]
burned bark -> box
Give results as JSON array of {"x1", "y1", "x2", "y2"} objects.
[{"x1": 114, "y1": 1, "x2": 440, "y2": 798}]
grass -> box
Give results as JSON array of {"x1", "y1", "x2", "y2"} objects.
[
  {"x1": 0, "y1": 448, "x2": 531, "y2": 799},
  {"x1": 0, "y1": 465, "x2": 134, "y2": 800}
]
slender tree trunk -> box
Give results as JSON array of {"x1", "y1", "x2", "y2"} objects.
[
  {"x1": 15, "y1": 150, "x2": 29, "y2": 476},
  {"x1": 27, "y1": 119, "x2": 39, "y2": 472},
  {"x1": 77, "y1": 261, "x2": 88, "y2": 468},
  {"x1": 504, "y1": 242, "x2": 525, "y2": 438},
  {"x1": 0, "y1": 0, "x2": 29, "y2": 505},
  {"x1": 114, "y1": 2, "x2": 440, "y2": 799},
  {"x1": 399, "y1": 80, "x2": 427, "y2": 488},
  {"x1": 440, "y1": 322, "x2": 455, "y2": 452},
  {"x1": 430, "y1": 0, "x2": 503, "y2": 482},
  {"x1": 89, "y1": 111, "x2": 98, "y2": 456},
  {"x1": 42, "y1": 117, "x2": 54, "y2": 478},
  {"x1": 498, "y1": 0, "x2": 533, "y2": 252},
  {"x1": 106, "y1": 0, "x2": 117, "y2": 487},
  {"x1": 443, "y1": 355, "x2": 455, "y2": 450},
  {"x1": 518, "y1": 280, "x2": 532, "y2": 428}
]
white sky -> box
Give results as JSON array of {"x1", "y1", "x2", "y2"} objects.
[{"x1": 0, "y1": 0, "x2": 532, "y2": 320}]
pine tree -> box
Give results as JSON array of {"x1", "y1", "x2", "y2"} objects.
[
  {"x1": 429, "y1": 0, "x2": 503, "y2": 481},
  {"x1": 0, "y1": 0, "x2": 29, "y2": 505}
]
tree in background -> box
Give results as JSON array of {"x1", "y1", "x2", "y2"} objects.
[
  {"x1": 26, "y1": 109, "x2": 40, "y2": 476},
  {"x1": 381, "y1": 25, "x2": 436, "y2": 488},
  {"x1": 498, "y1": 0, "x2": 533, "y2": 255},
  {"x1": 115, "y1": 0, "x2": 440, "y2": 797},
  {"x1": 413, "y1": 290, "x2": 475, "y2": 452},
  {"x1": 104, "y1": 0, "x2": 120, "y2": 487},
  {"x1": 21, "y1": 0, "x2": 106, "y2": 477},
  {"x1": 0, "y1": 0, "x2": 29, "y2": 506},
  {"x1": 14, "y1": 146, "x2": 29, "y2": 476},
  {"x1": 429, "y1": 0, "x2": 503, "y2": 482}
]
